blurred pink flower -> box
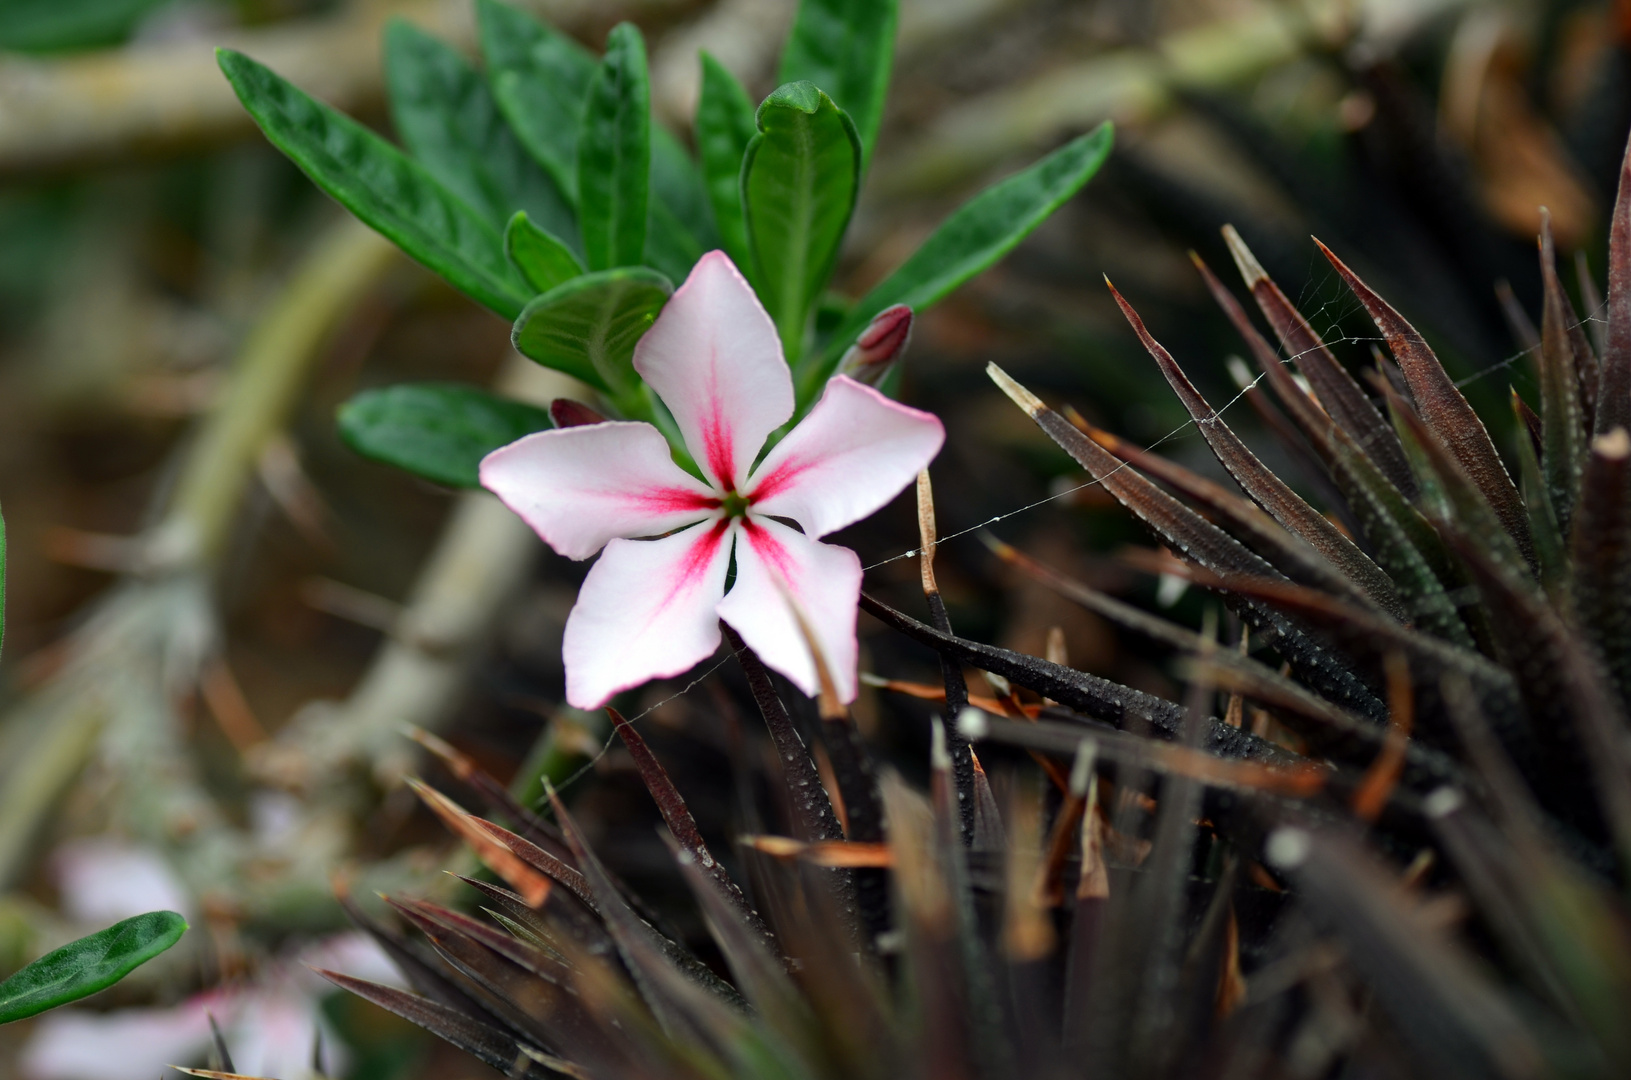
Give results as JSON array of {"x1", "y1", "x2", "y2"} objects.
[
  {"x1": 482, "y1": 251, "x2": 943, "y2": 708},
  {"x1": 20, "y1": 933, "x2": 401, "y2": 1080}
]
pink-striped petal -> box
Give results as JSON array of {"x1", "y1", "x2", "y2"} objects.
[
  {"x1": 633, "y1": 251, "x2": 793, "y2": 492},
  {"x1": 747, "y1": 376, "x2": 944, "y2": 538},
  {"x1": 481, "y1": 421, "x2": 720, "y2": 561},
  {"x1": 716, "y1": 516, "x2": 861, "y2": 702},
  {"x1": 562, "y1": 518, "x2": 737, "y2": 708}
]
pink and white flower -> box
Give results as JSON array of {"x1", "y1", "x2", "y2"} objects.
[{"x1": 481, "y1": 251, "x2": 944, "y2": 709}]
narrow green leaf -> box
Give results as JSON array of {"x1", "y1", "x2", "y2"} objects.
[
  {"x1": 504, "y1": 212, "x2": 584, "y2": 295},
  {"x1": 577, "y1": 23, "x2": 651, "y2": 271},
  {"x1": 777, "y1": 0, "x2": 897, "y2": 171},
  {"x1": 218, "y1": 49, "x2": 529, "y2": 319},
  {"x1": 339, "y1": 383, "x2": 554, "y2": 489},
  {"x1": 802, "y1": 123, "x2": 1112, "y2": 399},
  {"x1": 643, "y1": 127, "x2": 716, "y2": 282},
  {"x1": 478, "y1": 0, "x2": 597, "y2": 204},
  {"x1": 695, "y1": 53, "x2": 758, "y2": 272},
  {"x1": 384, "y1": 20, "x2": 575, "y2": 244},
  {"x1": 511, "y1": 267, "x2": 672, "y2": 402},
  {"x1": 0, "y1": 911, "x2": 186, "y2": 1024},
  {"x1": 743, "y1": 81, "x2": 860, "y2": 365}
]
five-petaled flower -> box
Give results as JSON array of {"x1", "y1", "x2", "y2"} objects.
[{"x1": 481, "y1": 251, "x2": 945, "y2": 709}]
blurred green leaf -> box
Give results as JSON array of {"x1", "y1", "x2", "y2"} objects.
[
  {"x1": 1, "y1": 500, "x2": 6, "y2": 662},
  {"x1": 0, "y1": 911, "x2": 186, "y2": 1024},
  {"x1": 803, "y1": 123, "x2": 1113, "y2": 398},
  {"x1": 0, "y1": 0, "x2": 169, "y2": 53},
  {"x1": 777, "y1": 0, "x2": 897, "y2": 172},
  {"x1": 339, "y1": 383, "x2": 554, "y2": 489},
  {"x1": 479, "y1": 0, "x2": 597, "y2": 205},
  {"x1": 218, "y1": 49, "x2": 530, "y2": 320},
  {"x1": 511, "y1": 268, "x2": 672, "y2": 403},
  {"x1": 644, "y1": 128, "x2": 715, "y2": 282},
  {"x1": 695, "y1": 54, "x2": 758, "y2": 273},
  {"x1": 577, "y1": 23, "x2": 651, "y2": 271},
  {"x1": 743, "y1": 82, "x2": 860, "y2": 365},
  {"x1": 384, "y1": 19, "x2": 576, "y2": 245},
  {"x1": 506, "y1": 212, "x2": 584, "y2": 295}
]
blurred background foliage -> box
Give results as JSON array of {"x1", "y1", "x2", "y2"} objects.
[{"x1": 0, "y1": 0, "x2": 1627, "y2": 1077}]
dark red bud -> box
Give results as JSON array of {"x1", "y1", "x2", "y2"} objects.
[
  {"x1": 838, "y1": 304, "x2": 913, "y2": 385},
  {"x1": 549, "y1": 398, "x2": 607, "y2": 428}
]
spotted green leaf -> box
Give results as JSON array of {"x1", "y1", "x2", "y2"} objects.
[
  {"x1": 218, "y1": 48, "x2": 529, "y2": 319},
  {"x1": 384, "y1": 19, "x2": 575, "y2": 244},
  {"x1": 478, "y1": 0, "x2": 597, "y2": 205},
  {"x1": 0, "y1": 911, "x2": 186, "y2": 1025},
  {"x1": 695, "y1": 53, "x2": 758, "y2": 273},
  {"x1": 505, "y1": 212, "x2": 584, "y2": 295},
  {"x1": 577, "y1": 23, "x2": 650, "y2": 271},
  {"x1": 743, "y1": 81, "x2": 860, "y2": 366},
  {"x1": 511, "y1": 267, "x2": 672, "y2": 405},
  {"x1": 339, "y1": 383, "x2": 554, "y2": 488},
  {"x1": 802, "y1": 123, "x2": 1113, "y2": 399}
]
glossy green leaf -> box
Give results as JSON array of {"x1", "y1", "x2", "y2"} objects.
[
  {"x1": 743, "y1": 81, "x2": 860, "y2": 365},
  {"x1": 695, "y1": 53, "x2": 758, "y2": 272},
  {"x1": 384, "y1": 19, "x2": 575, "y2": 244},
  {"x1": 511, "y1": 267, "x2": 672, "y2": 402},
  {"x1": 644, "y1": 127, "x2": 715, "y2": 282},
  {"x1": 577, "y1": 23, "x2": 651, "y2": 271},
  {"x1": 218, "y1": 49, "x2": 529, "y2": 319},
  {"x1": 339, "y1": 383, "x2": 554, "y2": 489},
  {"x1": 802, "y1": 123, "x2": 1112, "y2": 399},
  {"x1": 0, "y1": 911, "x2": 186, "y2": 1024},
  {"x1": 777, "y1": 0, "x2": 897, "y2": 171},
  {"x1": 478, "y1": 0, "x2": 596, "y2": 205},
  {"x1": 505, "y1": 212, "x2": 584, "y2": 295}
]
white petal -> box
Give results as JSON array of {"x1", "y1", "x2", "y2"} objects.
[
  {"x1": 563, "y1": 519, "x2": 737, "y2": 708},
  {"x1": 717, "y1": 517, "x2": 861, "y2": 702},
  {"x1": 633, "y1": 251, "x2": 793, "y2": 492},
  {"x1": 21, "y1": 996, "x2": 221, "y2": 1080},
  {"x1": 747, "y1": 376, "x2": 944, "y2": 538},
  {"x1": 53, "y1": 839, "x2": 192, "y2": 924},
  {"x1": 481, "y1": 421, "x2": 719, "y2": 560}
]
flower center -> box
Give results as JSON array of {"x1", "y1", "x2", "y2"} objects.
[{"x1": 719, "y1": 490, "x2": 751, "y2": 518}]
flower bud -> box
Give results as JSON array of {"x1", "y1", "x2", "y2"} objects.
[
  {"x1": 837, "y1": 304, "x2": 913, "y2": 387},
  {"x1": 549, "y1": 398, "x2": 607, "y2": 429}
]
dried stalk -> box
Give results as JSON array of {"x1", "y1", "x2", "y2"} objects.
[{"x1": 0, "y1": 217, "x2": 398, "y2": 891}]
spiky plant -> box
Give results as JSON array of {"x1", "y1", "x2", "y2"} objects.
[{"x1": 276, "y1": 129, "x2": 1631, "y2": 1080}]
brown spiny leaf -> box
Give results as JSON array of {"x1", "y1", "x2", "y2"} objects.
[
  {"x1": 1315, "y1": 238, "x2": 1534, "y2": 565},
  {"x1": 1222, "y1": 225, "x2": 1419, "y2": 497}
]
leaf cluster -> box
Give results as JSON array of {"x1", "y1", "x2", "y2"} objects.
[{"x1": 219, "y1": 0, "x2": 1110, "y2": 487}]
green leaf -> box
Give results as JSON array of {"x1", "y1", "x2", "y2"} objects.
[
  {"x1": 742, "y1": 82, "x2": 861, "y2": 365},
  {"x1": 644, "y1": 127, "x2": 716, "y2": 282},
  {"x1": 478, "y1": 0, "x2": 597, "y2": 204},
  {"x1": 695, "y1": 53, "x2": 758, "y2": 272},
  {"x1": 0, "y1": 911, "x2": 186, "y2": 1025},
  {"x1": 511, "y1": 267, "x2": 672, "y2": 403},
  {"x1": 339, "y1": 383, "x2": 554, "y2": 489},
  {"x1": 577, "y1": 23, "x2": 651, "y2": 271},
  {"x1": 0, "y1": 0, "x2": 167, "y2": 53},
  {"x1": 384, "y1": 20, "x2": 576, "y2": 245},
  {"x1": 802, "y1": 123, "x2": 1113, "y2": 399},
  {"x1": 505, "y1": 212, "x2": 584, "y2": 294},
  {"x1": 776, "y1": 0, "x2": 897, "y2": 172},
  {"x1": 218, "y1": 49, "x2": 529, "y2": 319},
  {"x1": 0, "y1": 500, "x2": 6, "y2": 662}
]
